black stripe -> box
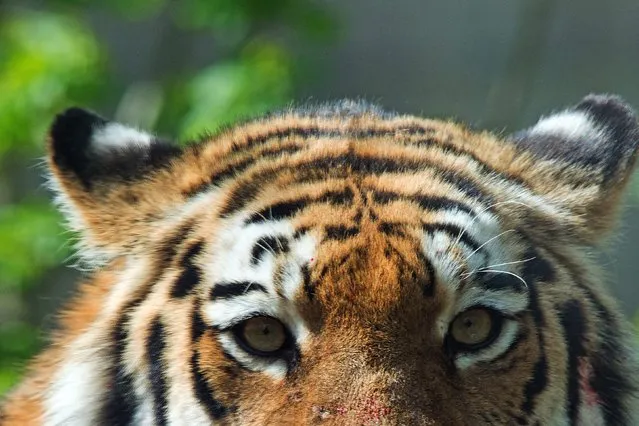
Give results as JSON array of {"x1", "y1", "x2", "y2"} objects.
[
  {"x1": 190, "y1": 351, "x2": 230, "y2": 420},
  {"x1": 378, "y1": 222, "x2": 406, "y2": 237},
  {"x1": 421, "y1": 222, "x2": 482, "y2": 253},
  {"x1": 372, "y1": 191, "x2": 475, "y2": 216},
  {"x1": 189, "y1": 305, "x2": 232, "y2": 420},
  {"x1": 292, "y1": 226, "x2": 310, "y2": 239},
  {"x1": 218, "y1": 153, "x2": 492, "y2": 218},
  {"x1": 157, "y1": 221, "x2": 196, "y2": 267},
  {"x1": 99, "y1": 315, "x2": 138, "y2": 425},
  {"x1": 171, "y1": 241, "x2": 204, "y2": 298},
  {"x1": 521, "y1": 334, "x2": 548, "y2": 415},
  {"x1": 251, "y1": 235, "x2": 290, "y2": 265},
  {"x1": 417, "y1": 250, "x2": 437, "y2": 297},
  {"x1": 147, "y1": 318, "x2": 169, "y2": 426},
  {"x1": 411, "y1": 137, "x2": 526, "y2": 185},
  {"x1": 98, "y1": 222, "x2": 194, "y2": 424},
  {"x1": 588, "y1": 299, "x2": 635, "y2": 425},
  {"x1": 551, "y1": 256, "x2": 633, "y2": 425},
  {"x1": 324, "y1": 225, "x2": 359, "y2": 241},
  {"x1": 244, "y1": 188, "x2": 354, "y2": 224},
  {"x1": 559, "y1": 300, "x2": 585, "y2": 425},
  {"x1": 519, "y1": 255, "x2": 548, "y2": 415},
  {"x1": 386, "y1": 242, "x2": 436, "y2": 297},
  {"x1": 185, "y1": 145, "x2": 301, "y2": 196},
  {"x1": 191, "y1": 306, "x2": 208, "y2": 341},
  {"x1": 210, "y1": 281, "x2": 268, "y2": 300},
  {"x1": 247, "y1": 199, "x2": 307, "y2": 223},
  {"x1": 231, "y1": 126, "x2": 331, "y2": 153},
  {"x1": 229, "y1": 124, "x2": 432, "y2": 154},
  {"x1": 478, "y1": 272, "x2": 528, "y2": 293},
  {"x1": 523, "y1": 234, "x2": 635, "y2": 425},
  {"x1": 520, "y1": 247, "x2": 556, "y2": 284},
  {"x1": 301, "y1": 264, "x2": 314, "y2": 301}
]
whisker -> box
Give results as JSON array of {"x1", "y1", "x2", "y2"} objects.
[
  {"x1": 454, "y1": 200, "x2": 531, "y2": 248},
  {"x1": 464, "y1": 229, "x2": 516, "y2": 262},
  {"x1": 470, "y1": 269, "x2": 529, "y2": 288},
  {"x1": 252, "y1": 240, "x2": 277, "y2": 258},
  {"x1": 243, "y1": 281, "x2": 259, "y2": 294},
  {"x1": 462, "y1": 256, "x2": 536, "y2": 277},
  {"x1": 452, "y1": 228, "x2": 516, "y2": 275},
  {"x1": 252, "y1": 210, "x2": 270, "y2": 223}
]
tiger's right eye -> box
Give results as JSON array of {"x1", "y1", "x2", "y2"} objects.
[{"x1": 236, "y1": 316, "x2": 288, "y2": 356}]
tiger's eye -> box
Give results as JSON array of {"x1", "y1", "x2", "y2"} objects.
[
  {"x1": 450, "y1": 308, "x2": 493, "y2": 347},
  {"x1": 241, "y1": 316, "x2": 287, "y2": 354}
]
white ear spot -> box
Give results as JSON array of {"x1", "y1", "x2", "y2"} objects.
[
  {"x1": 529, "y1": 110, "x2": 608, "y2": 142},
  {"x1": 90, "y1": 122, "x2": 153, "y2": 153}
]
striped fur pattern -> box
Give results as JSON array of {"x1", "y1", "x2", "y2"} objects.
[{"x1": 2, "y1": 95, "x2": 639, "y2": 425}]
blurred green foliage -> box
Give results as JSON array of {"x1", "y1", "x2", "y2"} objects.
[{"x1": 0, "y1": 0, "x2": 335, "y2": 395}]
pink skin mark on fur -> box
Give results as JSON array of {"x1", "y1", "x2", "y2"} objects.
[
  {"x1": 311, "y1": 397, "x2": 390, "y2": 423},
  {"x1": 355, "y1": 396, "x2": 392, "y2": 424},
  {"x1": 578, "y1": 357, "x2": 600, "y2": 407}
]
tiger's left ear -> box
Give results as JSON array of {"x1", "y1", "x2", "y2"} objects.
[
  {"x1": 510, "y1": 94, "x2": 639, "y2": 241},
  {"x1": 47, "y1": 107, "x2": 184, "y2": 265}
]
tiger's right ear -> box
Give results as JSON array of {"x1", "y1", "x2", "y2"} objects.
[
  {"x1": 49, "y1": 107, "x2": 182, "y2": 188},
  {"x1": 48, "y1": 107, "x2": 184, "y2": 264}
]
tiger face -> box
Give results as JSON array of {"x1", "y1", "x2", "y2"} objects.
[{"x1": 2, "y1": 96, "x2": 638, "y2": 425}]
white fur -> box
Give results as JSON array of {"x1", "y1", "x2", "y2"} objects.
[
  {"x1": 529, "y1": 110, "x2": 607, "y2": 142},
  {"x1": 44, "y1": 359, "x2": 104, "y2": 426},
  {"x1": 44, "y1": 332, "x2": 110, "y2": 426},
  {"x1": 456, "y1": 286, "x2": 528, "y2": 315},
  {"x1": 279, "y1": 233, "x2": 317, "y2": 300},
  {"x1": 421, "y1": 207, "x2": 506, "y2": 292},
  {"x1": 202, "y1": 215, "x2": 315, "y2": 377},
  {"x1": 45, "y1": 173, "x2": 114, "y2": 269},
  {"x1": 90, "y1": 122, "x2": 153, "y2": 153}
]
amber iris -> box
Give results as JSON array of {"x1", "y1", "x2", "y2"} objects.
[
  {"x1": 450, "y1": 308, "x2": 494, "y2": 348},
  {"x1": 241, "y1": 316, "x2": 287, "y2": 354}
]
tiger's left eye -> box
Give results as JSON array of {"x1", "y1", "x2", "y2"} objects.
[{"x1": 449, "y1": 308, "x2": 502, "y2": 351}]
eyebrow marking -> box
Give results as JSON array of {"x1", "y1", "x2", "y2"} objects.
[
  {"x1": 378, "y1": 222, "x2": 406, "y2": 237},
  {"x1": 210, "y1": 282, "x2": 268, "y2": 300},
  {"x1": 251, "y1": 235, "x2": 289, "y2": 265},
  {"x1": 421, "y1": 222, "x2": 482, "y2": 252},
  {"x1": 472, "y1": 270, "x2": 529, "y2": 293},
  {"x1": 372, "y1": 191, "x2": 475, "y2": 216},
  {"x1": 324, "y1": 225, "x2": 360, "y2": 241},
  {"x1": 171, "y1": 241, "x2": 204, "y2": 298},
  {"x1": 244, "y1": 188, "x2": 354, "y2": 224}
]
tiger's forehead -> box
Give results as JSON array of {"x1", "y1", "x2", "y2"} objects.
[
  {"x1": 197, "y1": 176, "x2": 530, "y2": 330},
  {"x1": 169, "y1": 110, "x2": 537, "y2": 346}
]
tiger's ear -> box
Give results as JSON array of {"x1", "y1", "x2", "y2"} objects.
[
  {"x1": 47, "y1": 107, "x2": 183, "y2": 265},
  {"x1": 510, "y1": 94, "x2": 639, "y2": 241}
]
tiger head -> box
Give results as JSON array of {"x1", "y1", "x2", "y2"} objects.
[{"x1": 3, "y1": 95, "x2": 639, "y2": 425}]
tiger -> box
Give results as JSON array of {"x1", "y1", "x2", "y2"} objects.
[{"x1": 1, "y1": 94, "x2": 638, "y2": 425}]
